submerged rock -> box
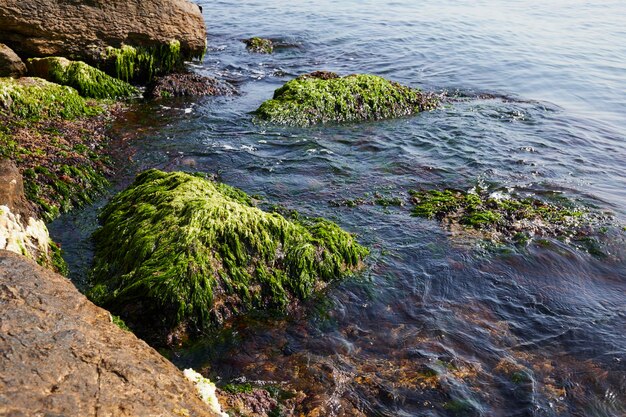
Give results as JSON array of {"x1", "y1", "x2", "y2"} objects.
[
  {"x1": 0, "y1": 0, "x2": 206, "y2": 81},
  {"x1": 145, "y1": 72, "x2": 235, "y2": 99},
  {"x1": 255, "y1": 72, "x2": 439, "y2": 126},
  {"x1": 244, "y1": 37, "x2": 274, "y2": 54},
  {"x1": 410, "y1": 188, "x2": 616, "y2": 253},
  {"x1": 0, "y1": 250, "x2": 220, "y2": 417},
  {"x1": 0, "y1": 43, "x2": 26, "y2": 77},
  {"x1": 27, "y1": 57, "x2": 137, "y2": 99},
  {"x1": 89, "y1": 170, "x2": 368, "y2": 342}
]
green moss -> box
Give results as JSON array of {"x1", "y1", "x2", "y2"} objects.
[
  {"x1": 28, "y1": 57, "x2": 137, "y2": 99},
  {"x1": 111, "y1": 315, "x2": 131, "y2": 331},
  {"x1": 243, "y1": 37, "x2": 274, "y2": 54},
  {"x1": 0, "y1": 77, "x2": 102, "y2": 120},
  {"x1": 411, "y1": 188, "x2": 612, "y2": 252},
  {"x1": 89, "y1": 170, "x2": 368, "y2": 330},
  {"x1": 23, "y1": 163, "x2": 109, "y2": 222},
  {"x1": 49, "y1": 240, "x2": 69, "y2": 276},
  {"x1": 255, "y1": 72, "x2": 439, "y2": 126},
  {"x1": 106, "y1": 40, "x2": 185, "y2": 83}
]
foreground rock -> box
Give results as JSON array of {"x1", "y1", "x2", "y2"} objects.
[
  {"x1": 27, "y1": 57, "x2": 137, "y2": 99},
  {"x1": 0, "y1": 43, "x2": 26, "y2": 77},
  {"x1": 145, "y1": 73, "x2": 234, "y2": 99},
  {"x1": 255, "y1": 71, "x2": 439, "y2": 126},
  {"x1": 89, "y1": 170, "x2": 368, "y2": 344},
  {"x1": 0, "y1": 250, "x2": 221, "y2": 416},
  {"x1": 0, "y1": 0, "x2": 206, "y2": 80}
]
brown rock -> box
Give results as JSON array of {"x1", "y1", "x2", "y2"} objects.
[
  {"x1": 0, "y1": 43, "x2": 26, "y2": 77},
  {"x1": 0, "y1": 250, "x2": 218, "y2": 417},
  {"x1": 0, "y1": 159, "x2": 35, "y2": 222},
  {"x1": 145, "y1": 73, "x2": 235, "y2": 99},
  {"x1": 0, "y1": 0, "x2": 206, "y2": 67}
]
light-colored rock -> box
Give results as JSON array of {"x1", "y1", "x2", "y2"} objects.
[
  {"x1": 0, "y1": 204, "x2": 50, "y2": 262},
  {"x1": 0, "y1": 250, "x2": 219, "y2": 417}
]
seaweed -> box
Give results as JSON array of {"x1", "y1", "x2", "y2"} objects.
[
  {"x1": 89, "y1": 170, "x2": 368, "y2": 331},
  {"x1": 255, "y1": 72, "x2": 439, "y2": 126}
]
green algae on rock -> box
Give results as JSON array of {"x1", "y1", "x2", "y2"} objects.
[
  {"x1": 255, "y1": 72, "x2": 439, "y2": 126},
  {"x1": 27, "y1": 57, "x2": 137, "y2": 99},
  {"x1": 410, "y1": 188, "x2": 616, "y2": 253},
  {"x1": 0, "y1": 77, "x2": 102, "y2": 120},
  {"x1": 89, "y1": 169, "x2": 368, "y2": 333},
  {"x1": 0, "y1": 77, "x2": 112, "y2": 221},
  {"x1": 243, "y1": 37, "x2": 274, "y2": 54},
  {"x1": 105, "y1": 40, "x2": 191, "y2": 83}
]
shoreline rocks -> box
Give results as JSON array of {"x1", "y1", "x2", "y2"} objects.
[
  {"x1": 243, "y1": 37, "x2": 274, "y2": 54},
  {"x1": 0, "y1": 0, "x2": 206, "y2": 81},
  {"x1": 255, "y1": 72, "x2": 439, "y2": 126},
  {"x1": 0, "y1": 250, "x2": 221, "y2": 417},
  {"x1": 88, "y1": 169, "x2": 368, "y2": 345},
  {"x1": 0, "y1": 77, "x2": 112, "y2": 222}
]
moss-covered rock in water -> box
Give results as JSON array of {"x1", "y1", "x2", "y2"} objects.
[
  {"x1": 27, "y1": 57, "x2": 137, "y2": 99},
  {"x1": 410, "y1": 188, "x2": 616, "y2": 253},
  {"x1": 243, "y1": 37, "x2": 274, "y2": 54},
  {"x1": 89, "y1": 170, "x2": 368, "y2": 333},
  {"x1": 0, "y1": 77, "x2": 102, "y2": 120},
  {"x1": 106, "y1": 40, "x2": 187, "y2": 83},
  {"x1": 255, "y1": 72, "x2": 439, "y2": 126}
]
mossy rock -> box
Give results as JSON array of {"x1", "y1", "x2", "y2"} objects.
[
  {"x1": 0, "y1": 77, "x2": 102, "y2": 120},
  {"x1": 27, "y1": 57, "x2": 137, "y2": 99},
  {"x1": 243, "y1": 37, "x2": 274, "y2": 54},
  {"x1": 410, "y1": 188, "x2": 616, "y2": 253},
  {"x1": 89, "y1": 170, "x2": 368, "y2": 334},
  {"x1": 255, "y1": 72, "x2": 439, "y2": 126},
  {"x1": 105, "y1": 40, "x2": 186, "y2": 83}
]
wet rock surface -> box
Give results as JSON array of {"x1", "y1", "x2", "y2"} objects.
[
  {"x1": 0, "y1": 0, "x2": 206, "y2": 69},
  {"x1": 145, "y1": 73, "x2": 235, "y2": 99},
  {"x1": 0, "y1": 43, "x2": 26, "y2": 77},
  {"x1": 0, "y1": 250, "x2": 218, "y2": 417}
]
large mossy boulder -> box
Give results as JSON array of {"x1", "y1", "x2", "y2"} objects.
[
  {"x1": 255, "y1": 72, "x2": 439, "y2": 126},
  {"x1": 89, "y1": 170, "x2": 368, "y2": 339},
  {"x1": 27, "y1": 57, "x2": 137, "y2": 99},
  {"x1": 0, "y1": 0, "x2": 206, "y2": 81}
]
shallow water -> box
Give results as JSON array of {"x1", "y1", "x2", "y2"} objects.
[{"x1": 50, "y1": 0, "x2": 626, "y2": 415}]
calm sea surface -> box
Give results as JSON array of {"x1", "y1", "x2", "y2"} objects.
[{"x1": 51, "y1": 1, "x2": 626, "y2": 415}]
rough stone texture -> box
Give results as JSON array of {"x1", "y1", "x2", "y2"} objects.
[
  {"x1": 0, "y1": 159, "x2": 51, "y2": 265},
  {"x1": 0, "y1": 250, "x2": 218, "y2": 417},
  {"x1": 0, "y1": 43, "x2": 26, "y2": 77},
  {"x1": 0, "y1": 0, "x2": 206, "y2": 65},
  {"x1": 145, "y1": 72, "x2": 234, "y2": 99},
  {"x1": 0, "y1": 159, "x2": 35, "y2": 221}
]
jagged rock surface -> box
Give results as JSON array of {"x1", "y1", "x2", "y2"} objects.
[
  {"x1": 0, "y1": 250, "x2": 218, "y2": 417},
  {"x1": 0, "y1": 0, "x2": 206, "y2": 66},
  {"x1": 0, "y1": 43, "x2": 26, "y2": 77}
]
